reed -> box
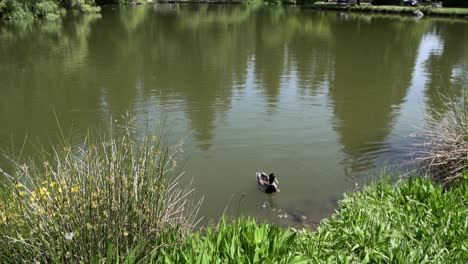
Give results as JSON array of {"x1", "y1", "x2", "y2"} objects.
[
  {"x1": 0, "y1": 120, "x2": 201, "y2": 262},
  {"x1": 412, "y1": 90, "x2": 468, "y2": 186}
]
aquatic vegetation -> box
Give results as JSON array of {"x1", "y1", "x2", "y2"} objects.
[
  {"x1": 412, "y1": 90, "x2": 468, "y2": 186},
  {"x1": 0, "y1": 121, "x2": 200, "y2": 262}
]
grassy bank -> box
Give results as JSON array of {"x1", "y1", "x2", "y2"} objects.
[
  {"x1": 307, "y1": 2, "x2": 468, "y2": 17},
  {"x1": 1, "y1": 149, "x2": 466, "y2": 262},
  {"x1": 155, "y1": 176, "x2": 468, "y2": 263}
]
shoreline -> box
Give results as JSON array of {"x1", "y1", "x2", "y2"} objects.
[
  {"x1": 132, "y1": 1, "x2": 468, "y2": 18},
  {"x1": 2, "y1": 2, "x2": 468, "y2": 21},
  {"x1": 303, "y1": 3, "x2": 468, "y2": 18}
]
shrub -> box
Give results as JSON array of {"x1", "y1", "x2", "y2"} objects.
[
  {"x1": 0, "y1": 0, "x2": 99, "y2": 21},
  {"x1": 34, "y1": 1, "x2": 61, "y2": 19},
  {"x1": 0, "y1": 121, "x2": 200, "y2": 262}
]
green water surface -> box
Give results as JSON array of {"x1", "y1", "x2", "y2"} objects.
[{"x1": 0, "y1": 4, "x2": 467, "y2": 226}]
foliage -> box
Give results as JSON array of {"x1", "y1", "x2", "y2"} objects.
[
  {"x1": 300, "y1": 176, "x2": 468, "y2": 262},
  {"x1": 442, "y1": 0, "x2": 468, "y2": 7},
  {"x1": 158, "y1": 218, "x2": 307, "y2": 263},
  {"x1": 156, "y1": 176, "x2": 468, "y2": 263},
  {"x1": 0, "y1": 0, "x2": 99, "y2": 21},
  {"x1": 0, "y1": 120, "x2": 200, "y2": 262},
  {"x1": 412, "y1": 90, "x2": 468, "y2": 186}
]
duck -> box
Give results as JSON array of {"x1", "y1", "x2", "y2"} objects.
[{"x1": 256, "y1": 171, "x2": 279, "y2": 193}]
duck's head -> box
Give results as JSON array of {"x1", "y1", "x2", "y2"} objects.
[{"x1": 268, "y1": 173, "x2": 277, "y2": 184}]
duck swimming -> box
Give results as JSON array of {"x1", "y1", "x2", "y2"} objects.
[{"x1": 256, "y1": 171, "x2": 279, "y2": 193}]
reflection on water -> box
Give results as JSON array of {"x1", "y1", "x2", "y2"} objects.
[{"x1": 0, "y1": 5, "x2": 467, "y2": 226}]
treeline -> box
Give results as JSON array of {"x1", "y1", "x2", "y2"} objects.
[
  {"x1": 0, "y1": 0, "x2": 102, "y2": 20},
  {"x1": 0, "y1": 0, "x2": 136, "y2": 20},
  {"x1": 1, "y1": 0, "x2": 468, "y2": 21}
]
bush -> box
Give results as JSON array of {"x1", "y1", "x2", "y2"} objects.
[
  {"x1": 0, "y1": 0, "x2": 99, "y2": 21},
  {"x1": 34, "y1": 1, "x2": 61, "y2": 19},
  {"x1": 0, "y1": 121, "x2": 200, "y2": 262},
  {"x1": 442, "y1": 0, "x2": 468, "y2": 7},
  {"x1": 1, "y1": 0, "x2": 34, "y2": 21}
]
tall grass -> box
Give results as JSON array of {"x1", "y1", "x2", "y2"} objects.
[
  {"x1": 412, "y1": 90, "x2": 468, "y2": 186},
  {"x1": 0, "y1": 120, "x2": 201, "y2": 262}
]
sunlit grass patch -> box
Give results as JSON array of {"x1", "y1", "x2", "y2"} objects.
[{"x1": 299, "y1": 176, "x2": 468, "y2": 263}]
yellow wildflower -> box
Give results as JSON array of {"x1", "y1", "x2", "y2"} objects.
[
  {"x1": 39, "y1": 187, "x2": 50, "y2": 196},
  {"x1": 15, "y1": 183, "x2": 24, "y2": 188},
  {"x1": 42, "y1": 180, "x2": 48, "y2": 186},
  {"x1": 19, "y1": 191, "x2": 27, "y2": 197},
  {"x1": 30, "y1": 191, "x2": 37, "y2": 202},
  {"x1": 71, "y1": 185, "x2": 80, "y2": 193},
  {"x1": 49, "y1": 181, "x2": 58, "y2": 188},
  {"x1": 91, "y1": 200, "x2": 97, "y2": 209}
]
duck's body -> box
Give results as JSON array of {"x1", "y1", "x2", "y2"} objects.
[{"x1": 256, "y1": 171, "x2": 279, "y2": 193}]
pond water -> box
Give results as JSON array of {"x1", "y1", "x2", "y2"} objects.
[{"x1": 0, "y1": 4, "x2": 467, "y2": 226}]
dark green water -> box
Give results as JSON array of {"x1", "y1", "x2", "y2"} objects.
[{"x1": 0, "y1": 4, "x2": 467, "y2": 226}]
